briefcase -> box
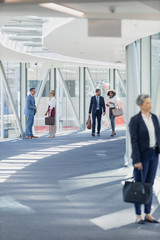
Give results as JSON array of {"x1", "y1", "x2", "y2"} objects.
[
  {"x1": 123, "y1": 171, "x2": 152, "y2": 204},
  {"x1": 112, "y1": 108, "x2": 123, "y2": 117},
  {"x1": 45, "y1": 117, "x2": 55, "y2": 125},
  {"x1": 86, "y1": 116, "x2": 91, "y2": 129}
]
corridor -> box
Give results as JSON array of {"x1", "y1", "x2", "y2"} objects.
[{"x1": 0, "y1": 129, "x2": 160, "y2": 240}]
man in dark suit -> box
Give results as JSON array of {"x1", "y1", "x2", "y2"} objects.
[
  {"x1": 24, "y1": 88, "x2": 38, "y2": 139},
  {"x1": 89, "y1": 89, "x2": 106, "y2": 136}
]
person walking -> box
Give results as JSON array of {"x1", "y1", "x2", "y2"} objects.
[
  {"x1": 24, "y1": 88, "x2": 38, "y2": 139},
  {"x1": 106, "y1": 90, "x2": 118, "y2": 137},
  {"x1": 129, "y1": 94, "x2": 160, "y2": 224},
  {"x1": 89, "y1": 89, "x2": 105, "y2": 137},
  {"x1": 45, "y1": 90, "x2": 56, "y2": 138}
]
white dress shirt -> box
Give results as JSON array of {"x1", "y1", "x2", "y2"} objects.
[
  {"x1": 48, "y1": 97, "x2": 56, "y2": 109},
  {"x1": 96, "y1": 96, "x2": 100, "y2": 110},
  {"x1": 142, "y1": 113, "x2": 156, "y2": 148},
  {"x1": 107, "y1": 96, "x2": 118, "y2": 108}
]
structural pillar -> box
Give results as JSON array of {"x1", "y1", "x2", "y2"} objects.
[
  {"x1": 20, "y1": 63, "x2": 27, "y2": 138},
  {"x1": 79, "y1": 67, "x2": 85, "y2": 131},
  {"x1": 125, "y1": 42, "x2": 140, "y2": 166}
]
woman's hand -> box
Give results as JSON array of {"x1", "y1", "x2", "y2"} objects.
[{"x1": 134, "y1": 162, "x2": 143, "y2": 170}]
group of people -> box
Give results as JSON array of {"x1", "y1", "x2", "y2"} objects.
[
  {"x1": 24, "y1": 88, "x2": 160, "y2": 224},
  {"x1": 24, "y1": 87, "x2": 118, "y2": 139},
  {"x1": 24, "y1": 88, "x2": 56, "y2": 139},
  {"x1": 89, "y1": 88, "x2": 118, "y2": 137}
]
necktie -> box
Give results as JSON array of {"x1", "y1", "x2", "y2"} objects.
[{"x1": 97, "y1": 96, "x2": 99, "y2": 109}]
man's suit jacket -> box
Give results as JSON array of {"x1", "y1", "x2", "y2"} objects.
[
  {"x1": 89, "y1": 96, "x2": 106, "y2": 115},
  {"x1": 129, "y1": 112, "x2": 160, "y2": 164},
  {"x1": 24, "y1": 94, "x2": 35, "y2": 116}
]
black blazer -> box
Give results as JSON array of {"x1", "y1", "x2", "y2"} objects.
[
  {"x1": 89, "y1": 96, "x2": 106, "y2": 115},
  {"x1": 129, "y1": 112, "x2": 160, "y2": 164}
]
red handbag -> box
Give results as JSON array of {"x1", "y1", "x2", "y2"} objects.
[{"x1": 45, "y1": 117, "x2": 55, "y2": 125}]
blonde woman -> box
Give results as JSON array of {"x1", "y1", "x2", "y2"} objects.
[{"x1": 45, "y1": 90, "x2": 56, "y2": 138}]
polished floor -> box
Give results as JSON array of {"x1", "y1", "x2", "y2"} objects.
[{"x1": 0, "y1": 129, "x2": 160, "y2": 240}]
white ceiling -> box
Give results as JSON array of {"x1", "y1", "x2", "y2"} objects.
[{"x1": 0, "y1": 0, "x2": 160, "y2": 67}]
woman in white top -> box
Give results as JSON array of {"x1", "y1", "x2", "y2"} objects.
[
  {"x1": 106, "y1": 90, "x2": 118, "y2": 136},
  {"x1": 45, "y1": 90, "x2": 56, "y2": 138}
]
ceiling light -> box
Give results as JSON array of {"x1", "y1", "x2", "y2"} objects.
[{"x1": 39, "y1": 3, "x2": 84, "y2": 17}]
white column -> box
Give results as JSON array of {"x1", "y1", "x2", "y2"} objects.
[
  {"x1": 56, "y1": 70, "x2": 60, "y2": 132},
  {"x1": 79, "y1": 67, "x2": 85, "y2": 131},
  {"x1": 50, "y1": 68, "x2": 56, "y2": 90},
  {"x1": 125, "y1": 43, "x2": 140, "y2": 166},
  {"x1": 140, "y1": 37, "x2": 151, "y2": 94},
  {"x1": 0, "y1": 77, "x2": 4, "y2": 138},
  {"x1": 153, "y1": 77, "x2": 160, "y2": 117},
  {"x1": 20, "y1": 63, "x2": 27, "y2": 138},
  {"x1": 109, "y1": 69, "x2": 115, "y2": 89}
]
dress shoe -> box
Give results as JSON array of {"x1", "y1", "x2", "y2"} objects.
[
  {"x1": 31, "y1": 135, "x2": 38, "y2": 138},
  {"x1": 26, "y1": 136, "x2": 32, "y2": 139},
  {"x1": 145, "y1": 217, "x2": 159, "y2": 223},
  {"x1": 92, "y1": 133, "x2": 95, "y2": 137},
  {"x1": 111, "y1": 134, "x2": 114, "y2": 137},
  {"x1": 97, "y1": 133, "x2": 100, "y2": 136}
]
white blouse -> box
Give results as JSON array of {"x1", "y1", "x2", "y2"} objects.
[
  {"x1": 48, "y1": 97, "x2": 56, "y2": 109},
  {"x1": 142, "y1": 113, "x2": 156, "y2": 148},
  {"x1": 107, "y1": 96, "x2": 118, "y2": 108}
]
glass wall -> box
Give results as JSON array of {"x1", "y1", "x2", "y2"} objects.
[
  {"x1": 0, "y1": 62, "x2": 20, "y2": 138},
  {"x1": 85, "y1": 67, "x2": 110, "y2": 129},
  {"x1": 0, "y1": 62, "x2": 126, "y2": 139},
  {"x1": 59, "y1": 66, "x2": 79, "y2": 132},
  {"x1": 27, "y1": 63, "x2": 50, "y2": 136},
  {"x1": 151, "y1": 33, "x2": 160, "y2": 111},
  {"x1": 151, "y1": 33, "x2": 160, "y2": 177}
]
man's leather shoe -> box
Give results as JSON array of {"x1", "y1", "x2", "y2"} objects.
[
  {"x1": 31, "y1": 135, "x2": 38, "y2": 138},
  {"x1": 26, "y1": 136, "x2": 32, "y2": 139},
  {"x1": 92, "y1": 133, "x2": 95, "y2": 137}
]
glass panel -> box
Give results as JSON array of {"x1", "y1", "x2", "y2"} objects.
[
  {"x1": 27, "y1": 63, "x2": 50, "y2": 136},
  {"x1": 151, "y1": 33, "x2": 160, "y2": 106},
  {"x1": 151, "y1": 33, "x2": 160, "y2": 177},
  {"x1": 56, "y1": 76, "x2": 79, "y2": 133},
  {"x1": 0, "y1": 62, "x2": 20, "y2": 138},
  {"x1": 85, "y1": 67, "x2": 110, "y2": 129},
  {"x1": 60, "y1": 66, "x2": 80, "y2": 119}
]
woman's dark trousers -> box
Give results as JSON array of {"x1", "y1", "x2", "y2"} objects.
[
  {"x1": 109, "y1": 108, "x2": 115, "y2": 132},
  {"x1": 134, "y1": 148, "x2": 158, "y2": 215}
]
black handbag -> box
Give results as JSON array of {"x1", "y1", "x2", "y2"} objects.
[
  {"x1": 45, "y1": 117, "x2": 55, "y2": 125},
  {"x1": 123, "y1": 170, "x2": 152, "y2": 204}
]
